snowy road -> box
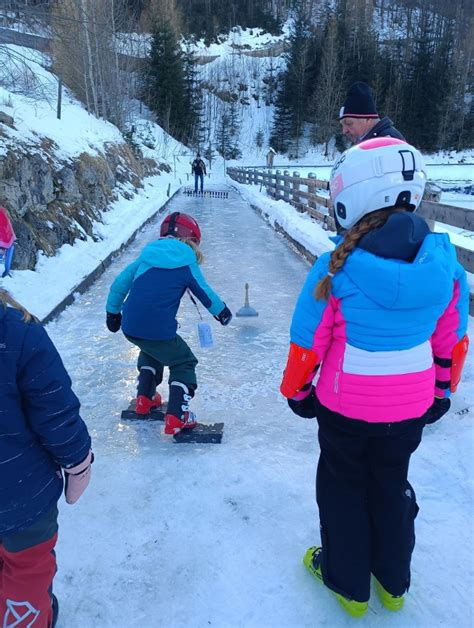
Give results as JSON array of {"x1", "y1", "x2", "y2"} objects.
[{"x1": 47, "y1": 186, "x2": 473, "y2": 628}]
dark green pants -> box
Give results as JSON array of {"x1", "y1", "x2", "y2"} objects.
[{"x1": 125, "y1": 334, "x2": 198, "y2": 388}]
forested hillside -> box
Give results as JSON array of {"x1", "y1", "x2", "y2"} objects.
[{"x1": 1, "y1": 0, "x2": 473, "y2": 157}]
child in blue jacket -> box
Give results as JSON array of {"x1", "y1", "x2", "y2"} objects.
[
  {"x1": 0, "y1": 288, "x2": 92, "y2": 628},
  {"x1": 106, "y1": 212, "x2": 232, "y2": 434},
  {"x1": 281, "y1": 138, "x2": 469, "y2": 617}
]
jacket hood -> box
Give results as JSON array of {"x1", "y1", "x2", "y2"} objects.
[
  {"x1": 340, "y1": 232, "x2": 456, "y2": 310},
  {"x1": 139, "y1": 238, "x2": 196, "y2": 269},
  {"x1": 358, "y1": 212, "x2": 430, "y2": 261}
]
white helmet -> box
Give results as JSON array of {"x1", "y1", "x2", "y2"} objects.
[{"x1": 329, "y1": 137, "x2": 427, "y2": 230}]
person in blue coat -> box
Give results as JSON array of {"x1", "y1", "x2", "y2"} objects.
[
  {"x1": 0, "y1": 288, "x2": 92, "y2": 628},
  {"x1": 106, "y1": 212, "x2": 232, "y2": 435}
]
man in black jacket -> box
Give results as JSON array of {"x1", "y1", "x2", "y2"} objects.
[
  {"x1": 339, "y1": 82, "x2": 405, "y2": 145},
  {"x1": 192, "y1": 154, "x2": 207, "y2": 194}
]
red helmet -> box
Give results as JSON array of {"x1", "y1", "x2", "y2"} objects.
[{"x1": 159, "y1": 212, "x2": 201, "y2": 244}]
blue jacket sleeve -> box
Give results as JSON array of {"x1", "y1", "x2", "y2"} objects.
[
  {"x1": 290, "y1": 252, "x2": 335, "y2": 358},
  {"x1": 188, "y1": 263, "x2": 225, "y2": 316},
  {"x1": 106, "y1": 259, "x2": 140, "y2": 313},
  {"x1": 17, "y1": 322, "x2": 91, "y2": 469}
]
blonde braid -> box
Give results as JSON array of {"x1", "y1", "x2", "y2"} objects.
[
  {"x1": 315, "y1": 208, "x2": 403, "y2": 301},
  {"x1": 0, "y1": 288, "x2": 37, "y2": 322}
]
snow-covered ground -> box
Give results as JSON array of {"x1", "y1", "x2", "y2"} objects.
[
  {"x1": 24, "y1": 179, "x2": 470, "y2": 628},
  {"x1": 116, "y1": 24, "x2": 288, "y2": 59},
  {"x1": 0, "y1": 45, "x2": 124, "y2": 160},
  {"x1": 1, "y1": 33, "x2": 473, "y2": 627}
]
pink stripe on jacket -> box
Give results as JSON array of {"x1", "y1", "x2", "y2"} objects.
[{"x1": 313, "y1": 298, "x2": 435, "y2": 422}]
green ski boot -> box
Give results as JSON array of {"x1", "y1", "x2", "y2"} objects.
[
  {"x1": 303, "y1": 547, "x2": 368, "y2": 618},
  {"x1": 374, "y1": 578, "x2": 405, "y2": 611}
]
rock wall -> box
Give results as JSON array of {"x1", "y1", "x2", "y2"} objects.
[{"x1": 0, "y1": 121, "x2": 170, "y2": 269}]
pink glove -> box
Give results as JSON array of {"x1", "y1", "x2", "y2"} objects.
[{"x1": 63, "y1": 450, "x2": 93, "y2": 504}]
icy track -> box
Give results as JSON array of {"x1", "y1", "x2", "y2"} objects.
[{"x1": 48, "y1": 186, "x2": 473, "y2": 628}]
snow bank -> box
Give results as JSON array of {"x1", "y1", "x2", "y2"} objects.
[
  {"x1": 0, "y1": 45, "x2": 123, "y2": 161},
  {"x1": 2, "y1": 173, "x2": 182, "y2": 320}
]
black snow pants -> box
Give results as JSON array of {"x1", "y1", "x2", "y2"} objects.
[{"x1": 314, "y1": 398, "x2": 425, "y2": 603}]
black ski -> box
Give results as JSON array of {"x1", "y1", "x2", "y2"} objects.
[{"x1": 120, "y1": 401, "x2": 224, "y2": 443}]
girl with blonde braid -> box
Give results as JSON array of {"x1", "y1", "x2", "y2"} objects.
[{"x1": 280, "y1": 138, "x2": 469, "y2": 617}]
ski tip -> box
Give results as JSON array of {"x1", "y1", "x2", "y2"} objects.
[{"x1": 173, "y1": 422, "x2": 224, "y2": 444}]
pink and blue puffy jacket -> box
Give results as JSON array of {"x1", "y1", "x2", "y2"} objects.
[{"x1": 289, "y1": 215, "x2": 469, "y2": 422}]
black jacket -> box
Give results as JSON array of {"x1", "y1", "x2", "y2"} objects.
[
  {"x1": 360, "y1": 116, "x2": 405, "y2": 142},
  {"x1": 192, "y1": 159, "x2": 206, "y2": 176}
]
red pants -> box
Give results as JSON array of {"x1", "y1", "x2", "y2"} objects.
[{"x1": 0, "y1": 508, "x2": 58, "y2": 628}]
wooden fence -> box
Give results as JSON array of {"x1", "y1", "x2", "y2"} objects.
[{"x1": 227, "y1": 166, "x2": 474, "y2": 312}]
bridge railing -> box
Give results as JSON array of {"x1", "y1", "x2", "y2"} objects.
[{"x1": 227, "y1": 166, "x2": 473, "y2": 312}]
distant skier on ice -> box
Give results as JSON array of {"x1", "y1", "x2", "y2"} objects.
[
  {"x1": 191, "y1": 154, "x2": 207, "y2": 194},
  {"x1": 281, "y1": 138, "x2": 469, "y2": 618},
  {"x1": 105, "y1": 211, "x2": 232, "y2": 435}
]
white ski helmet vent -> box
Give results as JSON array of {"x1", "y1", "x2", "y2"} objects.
[{"x1": 329, "y1": 137, "x2": 427, "y2": 229}]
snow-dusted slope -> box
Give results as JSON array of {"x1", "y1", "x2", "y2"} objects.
[{"x1": 0, "y1": 45, "x2": 123, "y2": 159}]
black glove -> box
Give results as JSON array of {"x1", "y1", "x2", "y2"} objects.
[
  {"x1": 214, "y1": 304, "x2": 232, "y2": 326},
  {"x1": 106, "y1": 311, "x2": 122, "y2": 333},
  {"x1": 424, "y1": 397, "x2": 451, "y2": 425},
  {"x1": 287, "y1": 387, "x2": 318, "y2": 419}
]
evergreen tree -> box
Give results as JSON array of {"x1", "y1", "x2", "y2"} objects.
[
  {"x1": 270, "y1": 6, "x2": 312, "y2": 155},
  {"x1": 286, "y1": 7, "x2": 313, "y2": 155},
  {"x1": 400, "y1": 8, "x2": 443, "y2": 150},
  {"x1": 255, "y1": 128, "x2": 264, "y2": 148},
  {"x1": 145, "y1": 18, "x2": 190, "y2": 141},
  {"x1": 216, "y1": 112, "x2": 231, "y2": 158},
  {"x1": 182, "y1": 43, "x2": 200, "y2": 145},
  {"x1": 269, "y1": 76, "x2": 293, "y2": 153},
  {"x1": 193, "y1": 88, "x2": 207, "y2": 150},
  {"x1": 309, "y1": 12, "x2": 344, "y2": 155},
  {"x1": 228, "y1": 101, "x2": 241, "y2": 138}
]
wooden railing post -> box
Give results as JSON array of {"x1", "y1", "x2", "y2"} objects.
[
  {"x1": 268, "y1": 169, "x2": 276, "y2": 197},
  {"x1": 283, "y1": 170, "x2": 290, "y2": 202},
  {"x1": 275, "y1": 170, "x2": 282, "y2": 200},
  {"x1": 262, "y1": 169, "x2": 268, "y2": 192},
  {"x1": 307, "y1": 172, "x2": 316, "y2": 210},
  {"x1": 292, "y1": 171, "x2": 301, "y2": 209}
]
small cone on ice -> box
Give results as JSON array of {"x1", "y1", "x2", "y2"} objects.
[{"x1": 236, "y1": 283, "x2": 258, "y2": 317}]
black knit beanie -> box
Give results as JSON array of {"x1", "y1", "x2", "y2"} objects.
[{"x1": 339, "y1": 82, "x2": 378, "y2": 120}]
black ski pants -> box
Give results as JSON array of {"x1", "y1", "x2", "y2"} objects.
[{"x1": 315, "y1": 399, "x2": 425, "y2": 602}]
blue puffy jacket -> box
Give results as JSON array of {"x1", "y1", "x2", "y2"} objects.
[
  {"x1": 106, "y1": 238, "x2": 225, "y2": 340},
  {"x1": 0, "y1": 305, "x2": 91, "y2": 536},
  {"x1": 289, "y1": 214, "x2": 469, "y2": 422}
]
